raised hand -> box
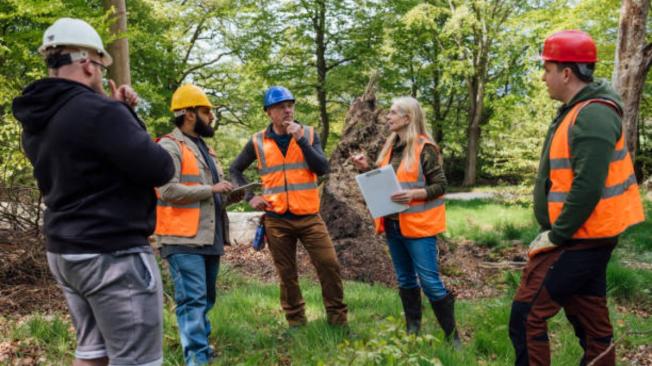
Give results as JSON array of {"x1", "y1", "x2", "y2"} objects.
[
  {"x1": 350, "y1": 153, "x2": 369, "y2": 171},
  {"x1": 283, "y1": 120, "x2": 302, "y2": 140},
  {"x1": 109, "y1": 79, "x2": 139, "y2": 108}
]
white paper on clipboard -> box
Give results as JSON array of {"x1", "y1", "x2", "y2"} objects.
[{"x1": 355, "y1": 165, "x2": 409, "y2": 219}]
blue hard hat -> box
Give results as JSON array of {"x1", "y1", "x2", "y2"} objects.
[{"x1": 263, "y1": 86, "x2": 295, "y2": 110}]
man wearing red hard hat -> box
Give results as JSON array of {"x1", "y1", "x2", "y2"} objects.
[{"x1": 508, "y1": 30, "x2": 645, "y2": 366}]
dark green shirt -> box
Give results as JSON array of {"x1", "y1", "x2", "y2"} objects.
[{"x1": 533, "y1": 80, "x2": 623, "y2": 244}]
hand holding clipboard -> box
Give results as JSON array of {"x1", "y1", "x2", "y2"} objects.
[{"x1": 355, "y1": 165, "x2": 408, "y2": 218}]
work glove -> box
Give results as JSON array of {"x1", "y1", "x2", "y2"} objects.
[{"x1": 527, "y1": 230, "x2": 557, "y2": 259}]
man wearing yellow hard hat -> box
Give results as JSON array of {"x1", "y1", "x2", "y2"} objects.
[{"x1": 155, "y1": 84, "x2": 236, "y2": 365}]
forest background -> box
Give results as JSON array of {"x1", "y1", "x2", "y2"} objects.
[
  {"x1": 1, "y1": 0, "x2": 651, "y2": 189},
  {"x1": 1, "y1": 1, "x2": 652, "y2": 364}
]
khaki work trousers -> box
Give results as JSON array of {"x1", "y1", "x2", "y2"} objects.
[{"x1": 264, "y1": 214, "x2": 348, "y2": 326}]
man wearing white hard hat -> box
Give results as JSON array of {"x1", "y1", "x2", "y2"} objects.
[{"x1": 12, "y1": 18, "x2": 174, "y2": 366}]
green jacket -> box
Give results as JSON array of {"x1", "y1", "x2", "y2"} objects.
[{"x1": 533, "y1": 80, "x2": 624, "y2": 244}]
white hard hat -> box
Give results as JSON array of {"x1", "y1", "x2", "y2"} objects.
[{"x1": 38, "y1": 18, "x2": 113, "y2": 66}]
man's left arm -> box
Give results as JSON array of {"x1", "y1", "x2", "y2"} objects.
[
  {"x1": 548, "y1": 104, "x2": 621, "y2": 244},
  {"x1": 296, "y1": 128, "x2": 329, "y2": 176},
  {"x1": 93, "y1": 102, "x2": 174, "y2": 187}
]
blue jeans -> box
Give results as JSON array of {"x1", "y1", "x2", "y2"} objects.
[
  {"x1": 385, "y1": 219, "x2": 448, "y2": 301},
  {"x1": 167, "y1": 254, "x2": 220, "y2": 366}
]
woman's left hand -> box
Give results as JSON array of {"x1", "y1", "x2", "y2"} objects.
[{"x1": 390, "y1": 190, "x2": 416, "y2": 204}]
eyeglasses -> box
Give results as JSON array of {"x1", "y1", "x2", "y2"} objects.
[{"x1": 89, "y1": 60, "x2": 108, "y2": 75}]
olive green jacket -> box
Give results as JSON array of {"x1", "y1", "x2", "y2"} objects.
[{"x1": 533, "y1": 80, "x2": 624, "y2": 244}]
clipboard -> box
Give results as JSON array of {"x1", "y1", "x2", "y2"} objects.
[
  {"x1": 355, "y1": 165, "x2": 408, "y2": 218},
  {"x1": 228, "y1": 182, "x2": 261, "y2": 195}
]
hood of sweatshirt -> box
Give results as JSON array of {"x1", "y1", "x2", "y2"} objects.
[
  {"x1": 566, "y1": 79, "x2": 624, "y2": 112},
  {"x1": 12, "y1": 78, "x2": 93, "y2": 134}
]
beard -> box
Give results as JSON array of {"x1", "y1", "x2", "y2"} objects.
[
  {"x1": 92, "y1": 77, "x2": 106, "y2": 95},
  {"x1": 194, "y1": 116, "x2": 215, "y2": 137}
]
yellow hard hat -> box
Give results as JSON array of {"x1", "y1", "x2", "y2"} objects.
[{"x1": 170, "y1": 84, "x2": 213, "y2": 112}]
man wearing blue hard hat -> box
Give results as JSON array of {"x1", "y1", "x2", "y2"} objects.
[{"x1": 230, "y1": 86, "x2": 348, "y2": 328}]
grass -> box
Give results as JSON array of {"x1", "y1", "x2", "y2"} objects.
[
  {"x1": 445, "y1": 199, "x2": 539, "y2": 248},
  {"x1": 3, "y1": 271, "x2": 651, "y2": 365},
  {"x1": 620, "y1": 197, "x2": 652, "y2": 253},
  {"x1": 607, "y1": 258, "x2": 652, "y2": 302},
  {"x1": 1, "y1": 192, "x2": 650, "y2": 365}
]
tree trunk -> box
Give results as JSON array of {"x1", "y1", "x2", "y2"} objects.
[
  {"x1": 612, "y1": 0, "x2": 651, "y2": 162},
  {"x1": 462, "y1": 76, "x2": 485, "y2": 187},
  {"x1": 320, "y1": 75, "x2": 395, "y2": 284},
  {"x1": 103, "y1": 0, "x2": 131, "y2": 86},
  {"x1": 314, "y1": 0, "x2": 330, "y2": 147}
]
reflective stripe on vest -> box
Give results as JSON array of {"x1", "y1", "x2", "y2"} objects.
[
  {"x1": 547, "y1": 99, "x2": 645, "y2": 239},
  {"x1": 252, "y1": 126, "x2": 320, "y2": 215},
  {"x1": 374, "y1": 135, "x2": 446, "y2": 238},
  {"x1": 155, "y1": 136, "x2": 201, "y2": 237}
]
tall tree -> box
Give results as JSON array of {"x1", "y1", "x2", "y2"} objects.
[
  {"x1": 444, "y1": 0, "x2": 523, "y2": 186},
  {"x1": 247, "y1": 0, "x2": 384, "y2": 147},
  {"x1": 385, "y1": 1, "x2": 463, "y2": 144},
  {"x1": 612, "y1": 0, "x2": 651, "y2": 161},
  {"x1": 103, "y1": 0, "x2": 131, "y2": 86}
]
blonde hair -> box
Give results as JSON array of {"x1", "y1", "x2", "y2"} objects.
[{"x1": 376, "y1": 96, "x2": 432, "y2": 170}]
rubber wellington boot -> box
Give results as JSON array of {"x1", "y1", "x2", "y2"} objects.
[
  {"x1": 430, "y1": 292, "x2": 462, "y2": 349},
  {"x1": 398, "y1": 287, "x2": 422, "y2": 335}
]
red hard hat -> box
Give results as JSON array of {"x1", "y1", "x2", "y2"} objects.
[{"x1": 542, "y1": 30, "x2": 597, "y2": 63}]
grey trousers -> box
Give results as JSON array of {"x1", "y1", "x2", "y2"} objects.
[{"x1": 47, "y1": 251, "x2": 164, "y2": 366}]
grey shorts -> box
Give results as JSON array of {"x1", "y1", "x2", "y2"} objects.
[{"x1": 47, "y1": 251, "x2": 163, "y2": 366}]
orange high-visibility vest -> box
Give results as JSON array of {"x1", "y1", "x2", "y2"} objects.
[
  {"x1": 374, "y1": 135, "x2": 446, "y2": 238},
  {"x1": 548, "y1": 99, "x2": 645, "y2": 238},
  {"x1": 155, "y1": 136, "x2": 202, "y2": 237},
  {"x1": 252, "y1": 126, "x2": 320, "y2": 215}
]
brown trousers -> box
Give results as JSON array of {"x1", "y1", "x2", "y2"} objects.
[
  {"x1": 509, "y1": 240, "x2": 616, "y2": 366},
  {"x1": 264, "y1": 214, "x2": 347, "y2": 326}
]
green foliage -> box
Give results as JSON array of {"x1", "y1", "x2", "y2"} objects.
[
  {"x1": 502, "y1": 270, "x2": 522, "y2": 296},
  {"x1": 8, "y1": 314, "x2": 75, "y2": 358},
  {"x1": 444, "y1": 199, "x2": 538, "y2": 247},
  {"x1": 481, "y1": 77, "x2": 556, "y2": 183},
  {"x1": 333, "y1": 318, "x2": 444, "y2": 365},
  {"x1": 620, "y1": 196, "x2": 652, "y2": 252},
  {"x1": 607, "y1": 258, "x2": 652, "y2": 304},
  {"x1": 0, "y1": 0, "x2": 106, "y2": 183},
  {"x1": 3, "y1": 200, "x2": 652, "y2": 365},
  {"x1": 2, "y1": 0, "x2": 651, "y2": 186}
]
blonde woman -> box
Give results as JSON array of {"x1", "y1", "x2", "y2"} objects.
[{"x1": 351, "y1": 97, "x2": 460, "y2": 346}]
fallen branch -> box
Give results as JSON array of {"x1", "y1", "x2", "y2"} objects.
[
  {"x1": 587, "y1": 329, "x2": 652, "y2": 366},
  {"x1": 479, "y1": 261, "x2": 526, "y2": 269}
]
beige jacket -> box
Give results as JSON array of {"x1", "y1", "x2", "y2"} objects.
[{"x1": 156, "y1": 128, "x2": 230, "y2": 247}]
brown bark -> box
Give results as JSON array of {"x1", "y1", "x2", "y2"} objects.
[
  {"x1": 103, "y1": 0, "x2": 131, "y2": 86},
  {"x1": 612, "y1": 0, "x2": 651, "y2": 162},
  {"x1": 462, "y1": 38, "x2": 488, "y2": 187},
  {"x1": 462, "y1": 77, "x2": 484, "y2": 187},
  {"x1": 312, "y1": 0, "x2": 330, "y2": 147},
  {"x1": 320, "y1": 75, "x2": 395, "y2": 284}
]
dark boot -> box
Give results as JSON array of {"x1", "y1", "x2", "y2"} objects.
[
  {"x1": 430, "y1": 292, "x2": 462, "y2": 349},
  {"x1": 398, "y1": 287, "x2": 422, "y2": 335}
]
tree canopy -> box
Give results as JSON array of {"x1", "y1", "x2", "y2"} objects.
[{"x1": 1, "y1": 0, "x2": 650, "y2": 186}]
